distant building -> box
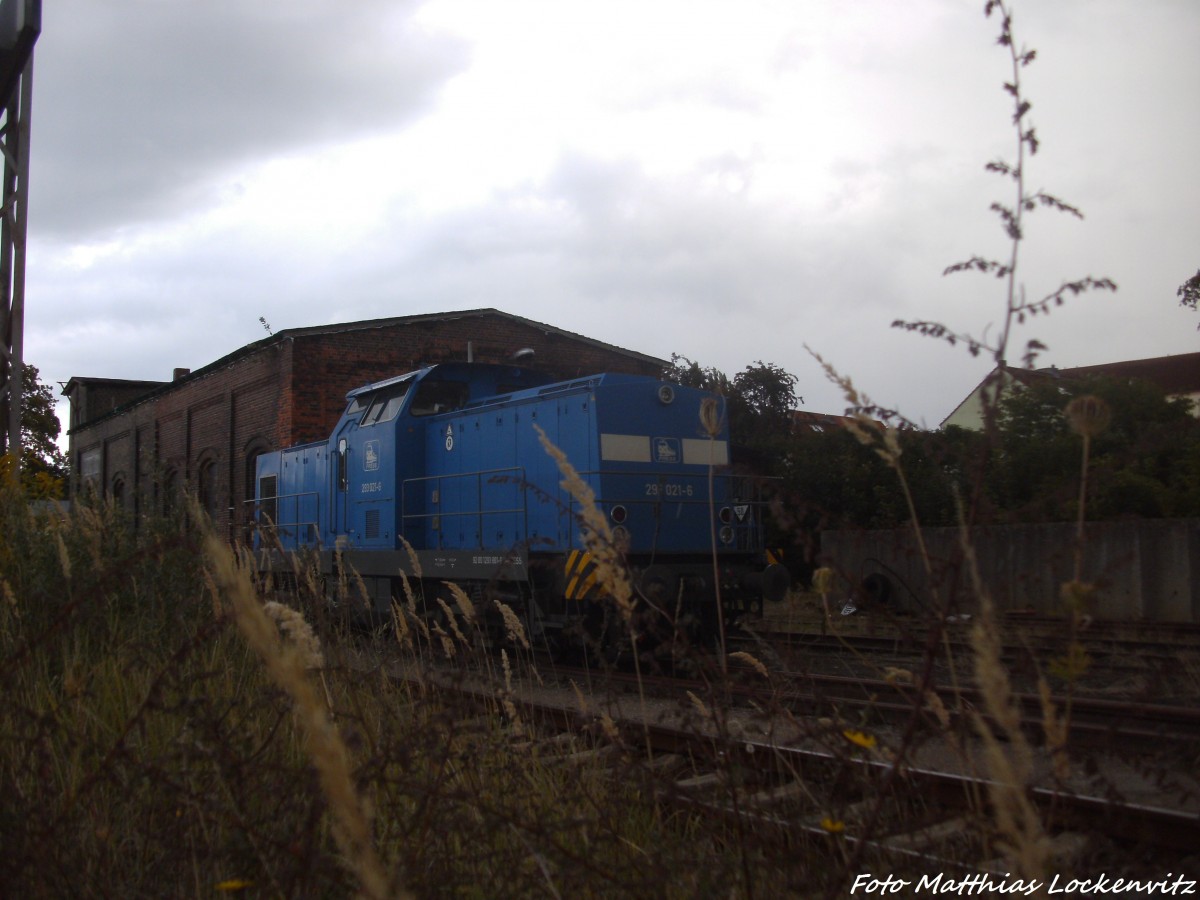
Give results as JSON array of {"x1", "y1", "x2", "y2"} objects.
[
  {"x1": 940, "y1": 352, "x2": 1200, "y2": 431},
  {"x1": 791, "y1": 409, "x2": 860, "y2": 433},
  {"x1": 64, "y1": 308, "x2": 667, "y2": 537}
]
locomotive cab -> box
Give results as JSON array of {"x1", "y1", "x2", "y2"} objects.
[{"x1": 321, "y1": 363, "x2": 557, "y2": 553}]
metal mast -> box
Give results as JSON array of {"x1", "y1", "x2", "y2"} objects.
[{"x1": 0, "y1": 0, "x2": 38, "y2": 468}]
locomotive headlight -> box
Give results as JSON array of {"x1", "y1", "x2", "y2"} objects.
[
  {"x1": 719, "y1": 525, "x2": 735, "y2": 545},
  {"x1": 657, "y1": 384, "x2": 675, "y2": 405},
  {"x1": 610, "y1": 504, "x2": 628, "y2": 524},
  {"x1": 719, "y1": 507, "x2": 733, "y2": 524}
]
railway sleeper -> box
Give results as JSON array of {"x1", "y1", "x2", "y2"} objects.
[
  {"x1": 509, "y1": 731, "x2": 579, "y2": 755},
  {"x1": 882, "y1": 815, "x2": 974, "y2": 852},
  {"x1": 675, "y1": 771, "x2": 727, "y2": 791},
  {"x1": 543, "y1": 746, "x2": 619, "y2": 768},
  {"x1": 979, "y1": 831, "x2": 1089, "y2": 874},
  {"x1": 742, "y1": 778, "x2": 809, "y2": 810}
]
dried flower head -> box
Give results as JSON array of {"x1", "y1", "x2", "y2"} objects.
[
  {"x1": 494, "y1": 599, "x2": 530, "y2": 650},
  {"x1": 924, "y1": 691, "x2": 951, "y2": 730},
  {"x1": 1064, "y1": 394, "x2": 1111, "y2": 438},
  {"x1": 390, "y1": 600, "x2": 412, "y2": 653},
  {"x1": 570, "y1": 680, "x2": 590, "y2": 716},
  {"x1": 398, "y1": 535, "x2": 423, "y2": 579},
  {"x1": 264, "y1": 601, "x2": 325, "y2": 670},
  {"x1": 499, "y1": 649, "x2": 525, "y2": 737},
  {"x1": 699, "y1": 396, "x2": 723, "y2": 438},
  {"x1": 596, "y1": 713, "x2": 619, "y2": 745},
  {"x1": 1059, "y1": 579, "x2": 1095, "y2": 613},
  {"x1": 535, "y1": 423, "x2": 634, "y2": 623},
  {"x1": 729, "y1": 650, "x2": 769, "y2": 679},
  {"x1": 55, "y1": 530, "x2": 71, "y2": 582},
  {"x1": 1038, "y1": 675, "x2": 1071, "y2": 781},
  {"x1": 443, "y1": 581, "x2": 476, "y2": 626},
  {"x1": 2, "y1": 578, "x2": 18, "y2": 617},
  {"x1": 812, "y1": 567, "x2": 836, "y2": 595},
  {"x1": 431, "y1": 621, "x2": 456, "y2": 660}
]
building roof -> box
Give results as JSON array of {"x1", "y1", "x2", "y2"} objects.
[
  {"x1": 940, "y1": 351, "x2": 1200, "y2": 429},
  {"x1": 791, "y1": 409, "x2": 861, "y2": 433},
  {"x1": 1054, "y1": 352, "x2": 1200, "y2": 395},
  {"x1": 64, "y1": 308, "x2": 669, "y2": 433},
  {"x1": 60, "y1": 376, "x2": 168, "y2": 394}
]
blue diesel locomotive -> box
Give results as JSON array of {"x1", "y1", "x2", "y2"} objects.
[{"x1": 251, "y1": 361, "x2": 788, "y2": 654}]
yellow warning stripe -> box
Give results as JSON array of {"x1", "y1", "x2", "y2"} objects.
[
  {"x1": 576, "y1": 569, "x2": 599, "y2": 597},
  {"x1": 564, "y1": 550, "x2": 598, "y2": 600}
]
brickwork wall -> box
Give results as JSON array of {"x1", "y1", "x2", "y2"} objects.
[
  {"x1": 287, "y1": 315, "x2": 663, "y2": 444},
  {"x1": 67, "y1": 312, "x2": 663, "y2": 537},
  {"x1": 70, "y1": 340, "x2": 291, "y2": 534}
]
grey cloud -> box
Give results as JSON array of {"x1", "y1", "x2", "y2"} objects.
[{"x1": 32, "y1": 0, "x2": 468, "y2": 240}]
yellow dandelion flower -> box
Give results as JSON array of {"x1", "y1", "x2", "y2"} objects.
[
  {"x1": 820, "y1": 817, "x2": 845, "y2": 834},
  {"x1": 842, "y1": 729, "x2": 877, "y2": 750}
]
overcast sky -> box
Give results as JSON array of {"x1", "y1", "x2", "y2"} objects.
[{"x1": 24, "y1": 0, "x2": 1200, "y2": 435}]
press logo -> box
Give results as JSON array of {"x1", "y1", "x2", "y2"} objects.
[{"x1": 653, "y1": 437, "x2": 679, "y2": 464}]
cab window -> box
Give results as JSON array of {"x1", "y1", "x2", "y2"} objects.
[
  {"x1": 410, "y1": 380, "x2": 470, "y2": 416},
  {"x1": 359, "y1": 382, "x2": 411, "y2": 426}
]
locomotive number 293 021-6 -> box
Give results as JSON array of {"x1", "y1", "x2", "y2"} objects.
[{"x1": 645, "y1": 482, "x2": 695, "y2": 498}]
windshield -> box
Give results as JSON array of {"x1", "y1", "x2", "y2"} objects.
[{"x1": 359, "y1": 381, "x2": 412, "y2": 426}]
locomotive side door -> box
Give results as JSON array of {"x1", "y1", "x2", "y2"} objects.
[{"x1": 331, "y1": 433, "x2": 350, "y2": 542}]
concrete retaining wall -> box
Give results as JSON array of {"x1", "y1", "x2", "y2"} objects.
[{"x1": 820, "y1": 519, "x2": 1200, "y2": 622}]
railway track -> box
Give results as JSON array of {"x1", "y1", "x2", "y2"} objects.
[
  {"x1": 750, "y1": 669, "x2": 1200, "y2": 753},
  {"x1": 342, "y1": 632, "x2": 1200, "y2": 884},
  {"x1": 748, "y1": 624, "x2": 1200, "y2": 682}
]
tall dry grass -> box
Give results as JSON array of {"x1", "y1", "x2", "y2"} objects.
[{"x1": 1, "y1": 465, "x2": 835, "y2": 897}]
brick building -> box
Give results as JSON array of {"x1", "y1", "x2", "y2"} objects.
[{"x1": 64, "y1": 309, "x2": 666, "y2": 535}]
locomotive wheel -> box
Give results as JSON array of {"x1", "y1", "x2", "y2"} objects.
[
  {"x1": 575, "y1": 595, "x2": 705, "y2": 675},
  {"x1": 322, "y1": 572, "x2": 366, "y2": 632},
  {"x1": 576, "y1": 600, "x2": 632, "y2": 668}
]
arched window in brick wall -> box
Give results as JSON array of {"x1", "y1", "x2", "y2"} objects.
[
  {"x1": 197, "y1": 454, "x2": 220, "y2": 525},
  {"x1": 243, "y1": 438, "x2": 271, "y2": 504},
  {"x1": 110, "y1": 473, "x2": 125, "y2": 510},
  {"x1": 243, "y1": 437, "x2": 273, "y2": 543},
  {"x1": 161, "y1": 468, "x2": 180, "y2": 516}
]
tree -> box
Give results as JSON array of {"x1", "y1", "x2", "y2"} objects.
[
  {"x1": 15, "y1": 364, "x2": 68, "y2": 495},
  {"x1": 664, "y1": 355, "x2": 799, "y2": 464},
  {"x1": 1179, "y1": 268, "x2": 1200, "y2": 328},
  {"x1": 731, "y1": 361, "x2": 799, "y2": 435},
  {"x1": 987, "y1": 374, "x2": 1200, "y2": 521}
]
